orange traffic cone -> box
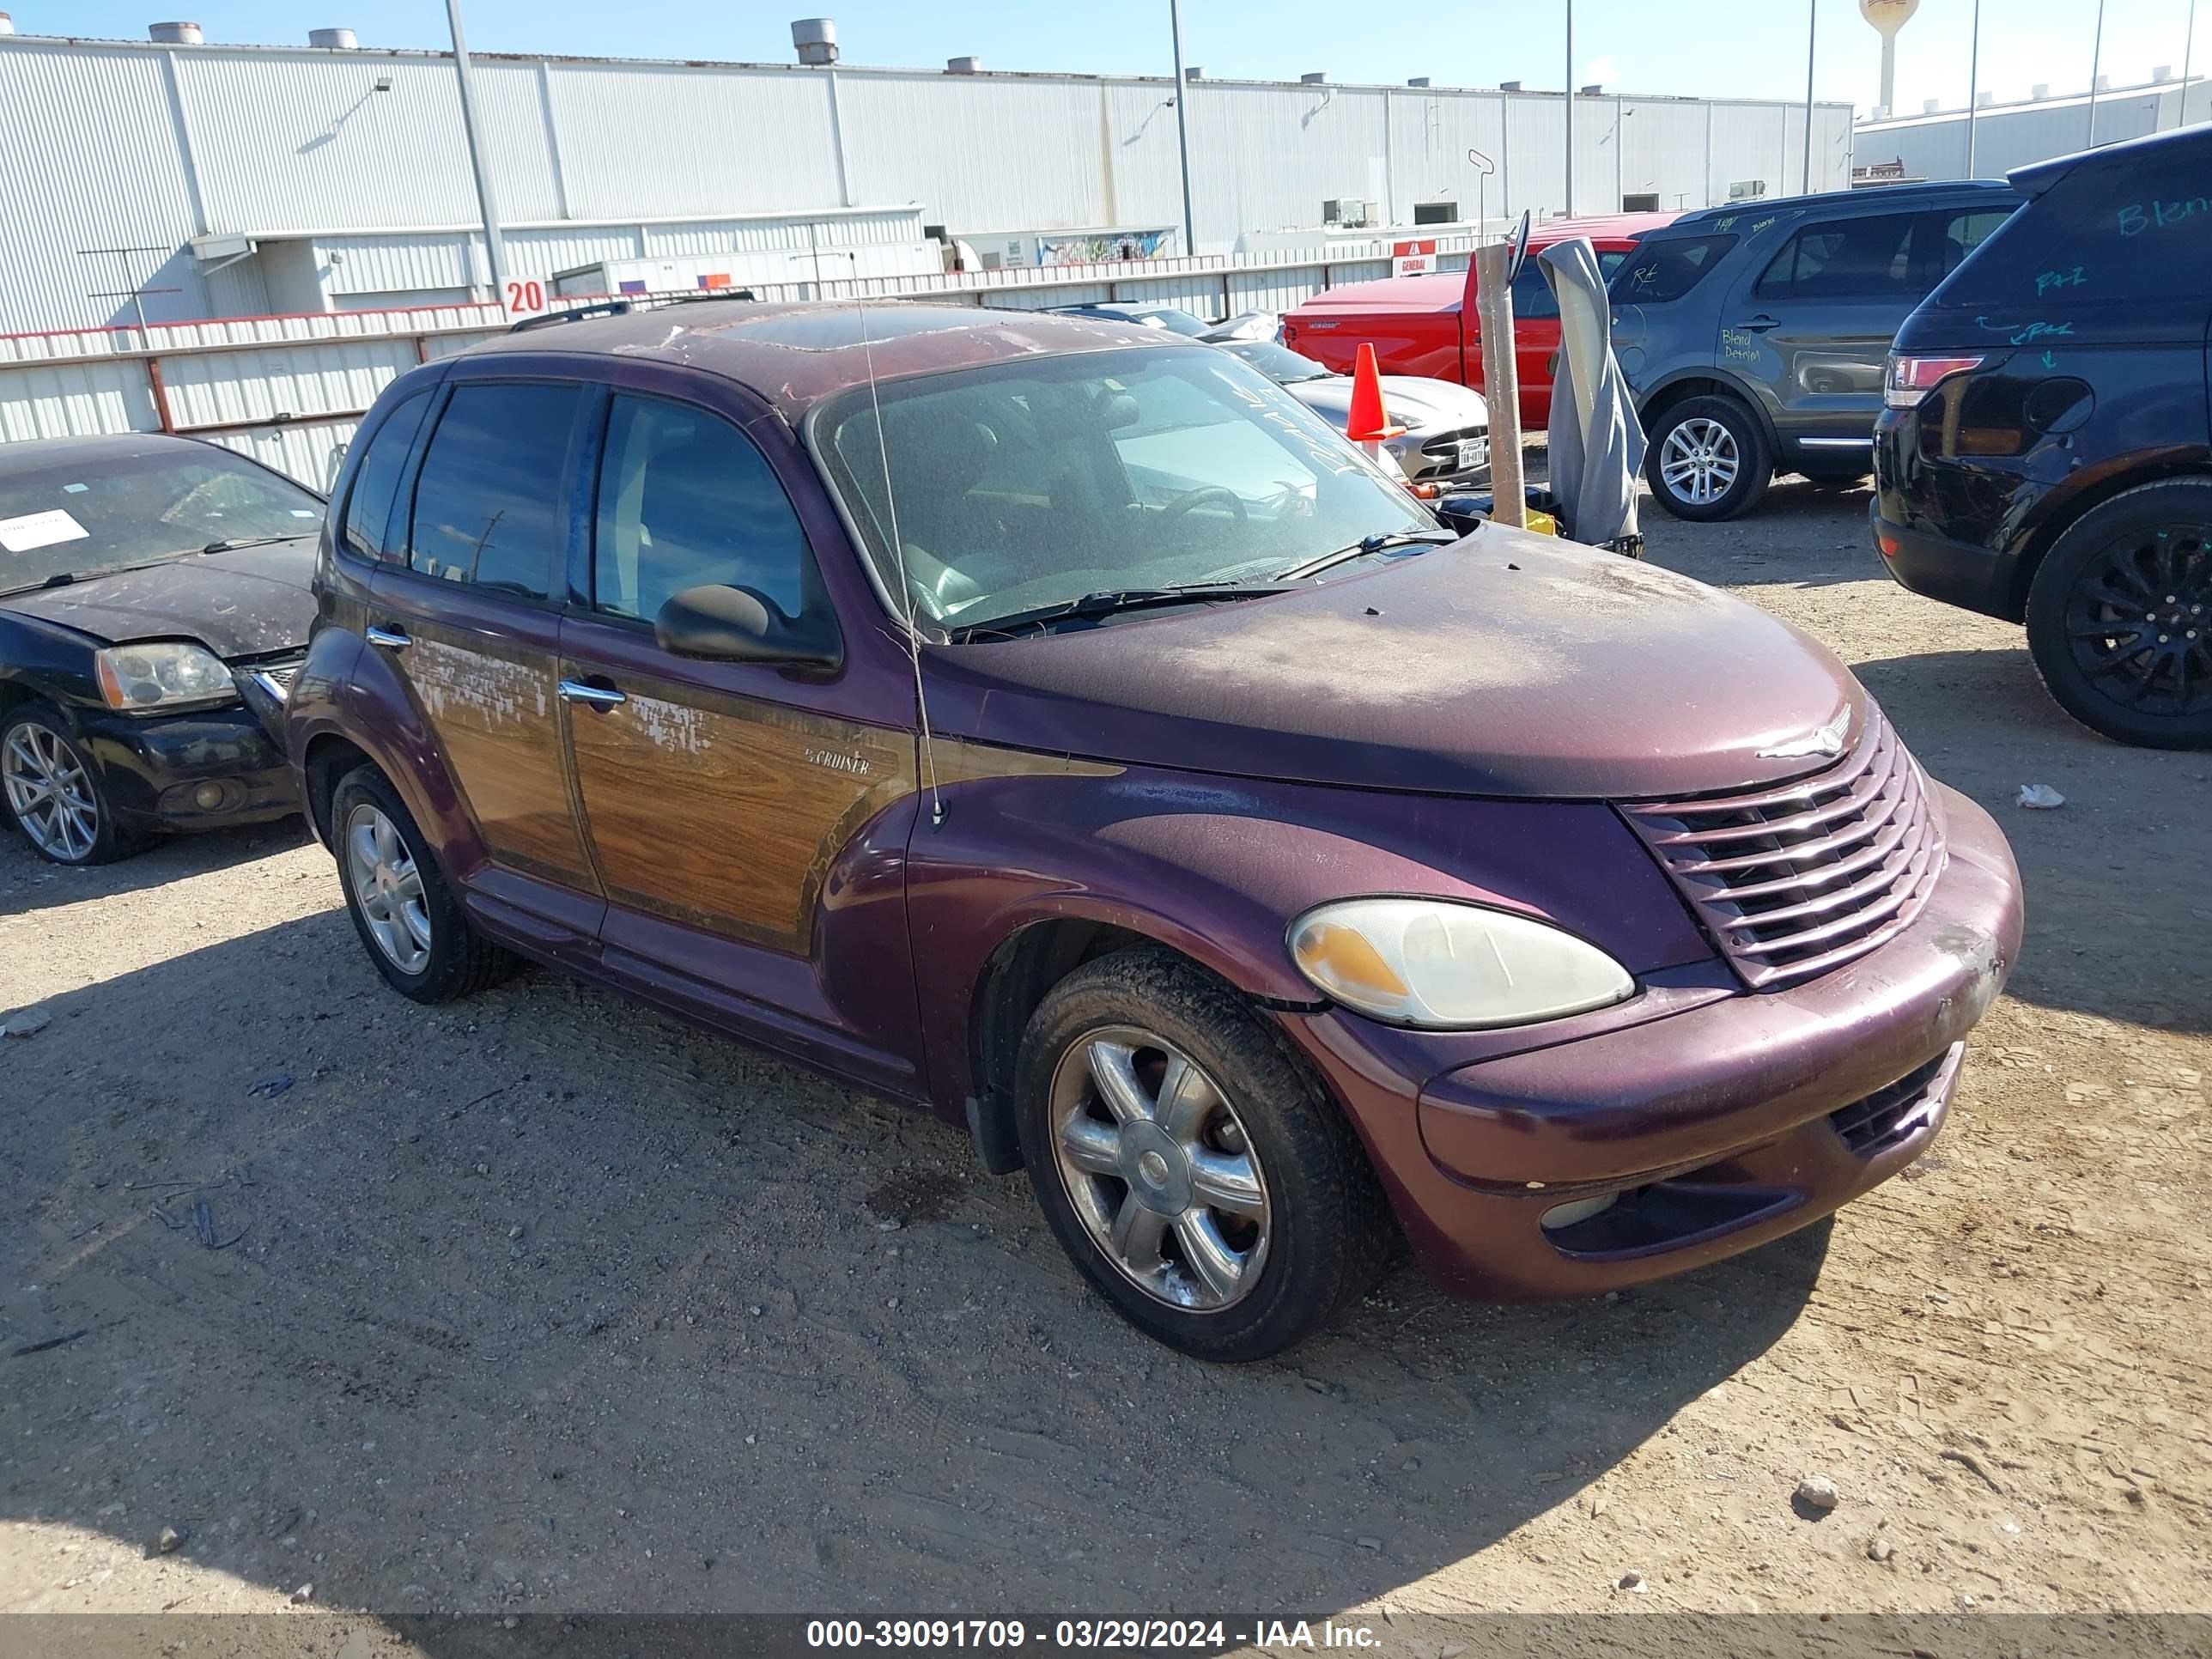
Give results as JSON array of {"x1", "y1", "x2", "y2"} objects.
[{"x1": 1345, "y1": 343, "x2": 1405, "y2": 442}]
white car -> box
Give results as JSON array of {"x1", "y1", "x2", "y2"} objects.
[{"x1": 1221, "y1": 341, "x2": 1491, "y2": 488}]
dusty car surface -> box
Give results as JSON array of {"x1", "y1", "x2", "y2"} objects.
[
  {"x1": 1, "y1": 432, "x2": 320, "y2": 863},
  {"x1": 288, "y1": 299, "x2": 2023, "y2": 1360}
]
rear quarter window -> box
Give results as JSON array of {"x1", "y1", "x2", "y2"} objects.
[
  {"x1": 1929, "y1": 153, "x2": 2212, "y2": 309},
  {"x1": 1609, "y1": 234, "x2": 1739, "y2": 304}
]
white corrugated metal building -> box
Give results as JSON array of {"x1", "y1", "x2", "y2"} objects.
[
  {"x1": 0, "y1": 20, "x2": 1856, "y2": 337},
  {"x1": 1855, "y1": 73, "x2": 2209, "y2": 182}
]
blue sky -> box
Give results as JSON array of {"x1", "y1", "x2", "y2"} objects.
[{"x1": 29, "y1": 1, "x2": 2203, "y2": 116}]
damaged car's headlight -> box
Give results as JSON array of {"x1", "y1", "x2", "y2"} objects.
[
  {"x1": 1288, "y1": 897, "x2": 1634, "y2": 1030},
  {"x1": 94, "y1": 641, "x2": 239, "y2": 711}
]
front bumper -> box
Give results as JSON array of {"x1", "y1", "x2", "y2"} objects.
[
  {"x1": 75, "y1": 702, "x2": 299, "y2": 834},
  {"x1": 1279, "y1": 781, "x2": 2022, "y2": 1299}
]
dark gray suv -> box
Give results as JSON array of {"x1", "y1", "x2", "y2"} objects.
[{"x1": 1611, "y1": 180, "x2": 2020, "y2": 521}]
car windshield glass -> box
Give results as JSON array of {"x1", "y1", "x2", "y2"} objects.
[
  {"x1": 1135, "y1": 308, "x2": 1209, "y2": 337},
  {"x1": 0, "y1": 446, "x2": 323, "y2": 591},
  {"x1": 817, "y1": 345, "x2": 1433, "y2": 633},
  {"x1": 1224, "y1": 341, "x2": 1333, "y2": 383}
]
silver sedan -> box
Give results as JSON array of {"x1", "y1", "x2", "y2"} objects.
[{"x1": 1221, "y1": 340, "x2": 1491, "y2": 488}]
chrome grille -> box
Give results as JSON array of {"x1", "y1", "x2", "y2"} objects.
[
  {"x1": 246, "y1": 660, "x2": 302, "y2": 702},
  {"x1": 1620, "y1": 705, "x2": 1944, "y2": 990}
]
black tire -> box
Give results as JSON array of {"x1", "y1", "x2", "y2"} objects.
[
  {"x1": 2025, "y1": 477, "x2": 2212, "y2": 749},
  {"x1": 0, "y1": 705, "x2": 145, "y2": 866},
  {"x1": 1644, "y1": 394, "x2": 1772, "y2": 522},
  {"x1": 1013, "y1": 946, "x2": 1393, "y2": 1361},
  {"x1": 329, "y1": 763, "x2": 517, "y2": 1001}
]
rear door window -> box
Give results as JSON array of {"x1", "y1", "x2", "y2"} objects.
[
  {"x1": 1932, "y1": 151, "x2": 2212, "y2": 307},
  {"x1": 1753, "y1": 213, "x2": 1920, "y2": 301},
  {"x1": 1509, "y1": 263, "x2": 1559, "y2": 319},
  {"x1": 341, "y1": 388, "x2": 431, "y2": 562},
  {"x1": 1610, "y1": 234, "x2": 1739, "y2": 303},
  {"x1": 404, "y1": 383, "x2": 582, "y2": 599}
]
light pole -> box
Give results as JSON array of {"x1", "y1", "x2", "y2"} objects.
[
  {"x1": 2087, "y1": 0, "x2": 2106, "y2": 146},
  {"x1": 1564, "y1": 0, "x2": 1576, "y2": 215},
  {"x1": 446, "y1": 0, "x2": 509, "y2": 307},
  {"x1": 1966, "y1": 0, "x2": 1982, "y2": 174},
  {"x1": 1169, "y1": 0, "x2": 1196, "y2": 257},
  {"x1": 2180, "y1": 0, "x2": 2198, "y2": 130},
  {"x1": 1802, "y1": 0, "x2": 1816, "y2": 192}
]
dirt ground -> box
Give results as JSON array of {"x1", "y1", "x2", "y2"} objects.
[{"x1": 2, "y1": 475, "x2": 2207, "y2": 1636}]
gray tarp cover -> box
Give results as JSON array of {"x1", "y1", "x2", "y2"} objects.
[{"x1": 1540, "y1": 237, "x2": 1644, "y2": 547}]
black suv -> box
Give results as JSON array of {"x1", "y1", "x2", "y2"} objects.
[
  {"x1": 1873, "y1": 125, "x2": 2212, "y2": 749},
  {"x1": 1609, "y1": 179, "x2": 2021, "y2": 521}
]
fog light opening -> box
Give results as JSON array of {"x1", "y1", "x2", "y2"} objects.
[
  {"x1": 1540, "y1": 1193, "x2": 1620, "y2": 1232},
  {"x1": 192, "y1": 781, "x2": 226, "y2": 811}
]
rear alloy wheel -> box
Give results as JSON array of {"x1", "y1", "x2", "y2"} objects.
[
  {"x1": 1644, "y1": 395, "x2": 1771, "y2": 522},
  {"x1": 2, "y1": 707, "x2": 138, "y2": 865},
  {"x1": 2026, "y1": 477, "x2": 2212, "y2": 748},
  {"x1": 330, "y1": 764, "x2": 517, "y2": 1001},
  {"x1": 1015, "y1": 947, "x2": 1392, "y2": 1361}
]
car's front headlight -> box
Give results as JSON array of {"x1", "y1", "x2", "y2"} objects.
[
  {"x1": 1288, "y1": 897, "x2": 1634, "y2": 1030},
  {"x1": 94, "y1": 641, "x2": 240, "y2": 712}
]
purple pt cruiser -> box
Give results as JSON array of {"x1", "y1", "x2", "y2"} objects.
[{"x1": 284, "y1": 301, "x2": 2023, "y2": 1359}]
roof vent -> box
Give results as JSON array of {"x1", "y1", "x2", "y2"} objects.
[
  {"x1": 946, "y1": 55, "x2": 981, "y2": 74},
  {"x1": 2094, "y1": 74, "x2": 2111, "y2": 91},
  {"x1": 1871, "y1": 103, "x2": 1891, "y2": 118},
  {"x1": 149, "y1": 21, "x2": 204, "y2": 43},
  {"x1": 1921, "y1": 97, "x2": 1940, "y2": 113},
  {"x1": 1499, "y1": 79, "x2": 1522, "y2": 91},
  {"x1": 790, "y1": 17, "x2": 837, "y2": 66},
  {"x1": 1301, "y1": 71, "x2": 1327, "y2": 84},
  {"x1": 0, "y1": 12, "x2": 15, "y2": 33},
  {"x1": 1581, "y1": 82, "x2": 1604, "y2": 94},
  {"x1": 308, "y1": 26, "x2": 356, "y2": 48},
  {"x1": 2031, "y1": 82, "x2": 2050, "y2": 99},
  {"x1": 1975, "y1": 89, "x2": 1993, "y2": 106},
  {"x1": 2154, "y1": 64, "x2": 2175, "y2": 82},
  {"x1": 1407, "y1": 76, "x2": 1431, "y2": 87},
  {"x1": 1184, "y1": 66, "x2": 1203, "y2": 80}
]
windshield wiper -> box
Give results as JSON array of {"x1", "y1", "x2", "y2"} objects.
[
  {"x1": 945, "y1": 581, "x2": 1294, "y2": 642},
  {"x1": 201, "y1": 535, "x2": 308, "y2": 554},
  {"x1": 1274, "y1": 529, "x2": 1460, "y2": 582}
]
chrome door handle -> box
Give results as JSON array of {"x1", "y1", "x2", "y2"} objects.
[
  {"x1": 557, "y1": 678, "x2": 626, "y2": 708},
  {"x1": 364, "y1": 623, "x2": 410, "y2": 649}
]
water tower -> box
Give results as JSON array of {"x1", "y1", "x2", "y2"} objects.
[{"x1": 1860, "y1": 0, "x2": 1920, "y2": 117}]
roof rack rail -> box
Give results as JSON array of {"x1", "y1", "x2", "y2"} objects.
[{"x1": 508, "y1": 299, "x2": 631, "y2": 333}]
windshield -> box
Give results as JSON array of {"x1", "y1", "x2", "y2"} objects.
[
  {"x1": 0, "y1": 444, "x2": 324, "y2": 592},
  {"x1": 1133, "y1": 307, "x2": 1209, "y2": 337},
  {"x1": 817, "y1": 345, "x2": 1433, "y2": 632},
  {"x1": 1224, "y1": 341, "x2": 1334, "y2": 384}
]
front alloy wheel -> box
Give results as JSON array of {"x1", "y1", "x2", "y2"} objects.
[
  {"x1": 1048, "y1": 1028, "x2": 1271, "y2": 1311},
  {"x1": 1, "y1": 709, "x2": 134, "y2": 865}
]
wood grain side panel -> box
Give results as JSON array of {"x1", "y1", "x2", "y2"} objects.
[
  {"x1": 567, "y1": 672, "x2": 916, "y2": 954},
  {"x1": 400, "y1": 635, "x2": 596, "y2": 888}
]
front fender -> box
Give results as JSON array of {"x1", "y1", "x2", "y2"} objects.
[{"x1": 904, "y1": 761, "x2": 1711, "y2": 1118}]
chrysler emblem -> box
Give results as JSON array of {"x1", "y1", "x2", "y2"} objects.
[{"x1": 1759, "y1": 705, "x2": 1852, "y2": 761}]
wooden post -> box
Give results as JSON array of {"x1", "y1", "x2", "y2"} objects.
[{"x1": 1472, "y1": 241, "x2": 1525, "y2": 528}]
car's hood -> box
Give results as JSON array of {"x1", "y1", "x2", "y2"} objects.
[
  {"x1": 0, "y1": 538, "x2": 317, "y2": 658},
  {"x1": 1287, "y1": 374, "x2": 1488, "y2": 431},
  {"x1": 922, "y1": 525, "x2": 1866, "y2": 800}
]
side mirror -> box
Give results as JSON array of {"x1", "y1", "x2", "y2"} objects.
[
  {"x1": 1436, "y1": 494, "x2": 1489, "y2": 537},
  {"x1": 653, "y1": 584, "x2": 843, "y2": 672}
]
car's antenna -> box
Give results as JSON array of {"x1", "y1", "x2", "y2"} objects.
[{"x1": 849, "y1": 270, "x2": 945, "y2": 829}]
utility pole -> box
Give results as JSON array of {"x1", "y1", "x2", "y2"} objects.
[
  {"x1": 2087, "y1": 0, "x2": 2106, "y2": 146},
  {"x1": 1168, "y1": 0, "x2": 1196, "y2": 257},
  {"x1": 1966, "y1": 0, "x2": 1982, "y2": 173},
  {"x1": 1564, "y1": 0, "x2": 1576, "y2": 216},
  {"x1": 447, "y1": 0, "x2": 510, "y2": 307},
  {"x1": 1802, "y1": 0, "x2": 1817, "y2": 192}
]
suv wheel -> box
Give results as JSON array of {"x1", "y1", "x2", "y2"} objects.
[
  {"x1": 1, "y1": 706, "x2": 142, "y2": 866},
  {"x1": 1014, "y1": 947, "x2": 1392, "y2": 1361},
  {"x1": 1645, "y1": 396, "x2": 1771, "y2": 522},
  {"x1": 331, "y1": 764, "x2": 518, "y2": 1000},
  {"x1": 2026, "y1": 477, "x2": 2212, "y2": 749}
]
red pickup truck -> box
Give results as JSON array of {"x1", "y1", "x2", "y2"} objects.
[{"x1": 1280, "y1": 212, "x2": 1679, "y2": 428}]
